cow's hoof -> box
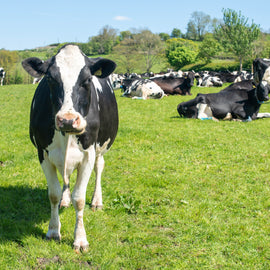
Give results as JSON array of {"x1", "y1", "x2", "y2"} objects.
[
  {"x1": 73, "y1": 239, "x2": 89, "y2": 253},
  {"x1": 74, "y1": 244, "x2": 89, "y2": 253},
  {"x1": 59, "y1": 199, "x2": 71, "y2": 208},
  {"x1": 91, "y1": 205, "x2": 103, "y2": 211},
  {"x1": 46, "y1": 231, "x2": 61, "y2": 241}
]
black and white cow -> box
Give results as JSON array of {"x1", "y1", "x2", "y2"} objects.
[
  {"x1": 196, "y1": 72, "x2": 223, "y2": 87},
  {"x1": 0, "y1": 67, "x2": 5, "y2": 86},
  {"x1": 121, "y1": 78, "x2": 165, "y2": 99},
  {"x1": 177, "y1": 80, "x2": 270, "y2": 121},
  {"x1": 151, "y1": 71, "x2": 195, "y2": 95},
  {"x1": 253, "y1": 58, "x2": 270, "y2": 86},
  {"x1": 22, "y1": 44, "x2": 118, "y2": 251}
]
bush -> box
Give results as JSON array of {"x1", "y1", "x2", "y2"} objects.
[{"x1": 165, "y1": 38, "x2": 199, "y2": 69}]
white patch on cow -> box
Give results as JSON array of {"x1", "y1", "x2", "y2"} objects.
[
  {"x1": 93, "y1": 76, "x2": 103, "y2": 92},
  {"x1": 257, "y1": 112, "x2": 270, "y2": 118},
  {"x1": 55, "y1": 45, "x2": 85, "y2": 112},
  {"x1": 96, "y1": 138, "x2": 111, "y2": 156},
  {"x1": 197, "y1": 103, "x2": 213, "y2": 119},
  {"x1": 124, "y1": 80, "x2": 164, "y2": 99},
  {"x1": 46, "y1": 132, "x2": 85, "y2": 178},
  {"x1": 107, "y1": 80, "x2": 114, "y2": 93},
  {"x1": 261, "y1": 80, "x2": 268, "y2": 87},
  {"x1": 92, "y1": 76, "x2": 101, "y2": 110},
  {"x1": 262, "y1": 66, "x2": 270, "y2": 86}
]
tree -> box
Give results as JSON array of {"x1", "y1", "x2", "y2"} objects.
[
  {"x1": 134, "y1": 30, "x2": 163, "y2": 73},
  {"x1": 88, "y1": 25, "x2": 119, "y2": 54},
  {"x1": 186, "y1": 11, "x2": 211, "y2": 41},
  {"x1": 113, "y1": 38, "x2": 138, "y2": 74},
  {"x1": 171, "y1": 28, "x2": 182, "y2": 38},
  {"x1": 159, "y1": 32, "x2": 170, "y2": 41},
  {"x1": 0, "y1": 50, "x2": 19, "y2": 68},
  {"x1": 215, "y1": 8, "x2": 260, "y2": 71},
  {"x1": 165, "y1": 38, "x2": 199, "y2": 69},
  {"x1": 197, "y1": 33, "x2": 221, "y2": 63},
  {"x1": 119, "y1": 31, "x2": 133, "y2": 41}
]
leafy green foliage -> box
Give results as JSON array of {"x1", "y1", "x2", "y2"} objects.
[
  {"x1": 166, "y1": 38, "x2": 199, "y2": 69},
  {"x1": 109, "y1": 192, "x2": 141, "y2": 214},
  {"x1": 215, "y1": 8, "x2": 260, "y2": 70},
  {"x1": 171, "y1": 28, "x2": 182, "y2": 38},
  {"x1": 197, "y1": 33, "x2": 222, "y2": 63}
]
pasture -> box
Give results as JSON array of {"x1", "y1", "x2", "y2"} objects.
[{"x1": 1, "y1": 83, "x2": 270, "y2": 269}]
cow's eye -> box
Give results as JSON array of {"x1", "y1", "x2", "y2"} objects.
[{"x1": 82, "y1": 78, "x2": 91, "y2": 87}]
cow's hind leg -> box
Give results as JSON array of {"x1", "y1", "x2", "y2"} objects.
[
  {"x1": 91, "y1": 155, "x2": 105, "y2": 210},
  {"x1": 41, "y1": 154, "x2": 62, "y2": 241},
  {"x1": 72, "y1": 147, "x2": 95, "y2": 251}
]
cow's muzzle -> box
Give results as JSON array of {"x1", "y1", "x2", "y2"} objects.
[{"x1": 56, "y1": 112, "x2": 86, "y2": 134}]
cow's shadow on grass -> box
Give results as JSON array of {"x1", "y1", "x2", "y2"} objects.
[{"x1": 0, "y1": 185, "x2": 50, "y2": 243}]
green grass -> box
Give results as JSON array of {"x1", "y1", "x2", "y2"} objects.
[{"x1": 1, "y1": 84, "x2": 270, "y2": 269}]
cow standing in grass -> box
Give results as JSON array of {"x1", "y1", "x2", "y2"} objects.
[
  {"x1": 0, "y1": 67, "x2": 5, "y2": 86},
  {"x1": 22, "y1": 44, "x2": 118, "y2": 251}
]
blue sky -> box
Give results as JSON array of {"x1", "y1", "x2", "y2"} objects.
[{"x1": 2, "y1": 0, "x2": 270, "y2": 51}]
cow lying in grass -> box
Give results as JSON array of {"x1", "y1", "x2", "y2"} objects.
[
  {"x1": 177, "y1": 80, "x2": 270, "y2": 121},
  {"x1": 121, "y1": 78, "x2": 165, "y2": 99}
]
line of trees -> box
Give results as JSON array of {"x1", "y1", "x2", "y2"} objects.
[
  {"x1": 1, "y1": 9, "x2": 270, "y2": 84},
  {"x1": 73, "y1": 9, "x2": 270, "y2": 72}
]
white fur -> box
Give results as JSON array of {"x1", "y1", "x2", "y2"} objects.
[
  {"x1": 125, "y1": 81, "x2": 164, "y2": 100},
  {"x1": 197, "y1": 103, "x2": 213, "y2": 119},
  {"x1": 262, "y1": 66, "x2": 270, "y2": 86},
  {"x1": 55, "y1": 45, "x2": 87, "y2": 132},
  {"x1": 56, "y1": 45, "x2": 85, "y2": 112},
  {"x1": 93, "y1": 76, "x2": 103, "y2": 92}
]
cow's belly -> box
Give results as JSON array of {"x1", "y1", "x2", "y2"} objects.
[{"x1": 47, "y1": 132, "x2": 84, "y2": 176}]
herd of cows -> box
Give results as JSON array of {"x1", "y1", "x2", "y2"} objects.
[
  {"x1": 5, "y1": 44, "x2": 269, "y2": 251},
  {"x1": 110, "y1": 58, "x2": 270, "y2": 122}
]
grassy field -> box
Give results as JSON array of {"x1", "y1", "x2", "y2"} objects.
[{"x1": 1, "y1": 83, "x2": 270, "y2": 269}]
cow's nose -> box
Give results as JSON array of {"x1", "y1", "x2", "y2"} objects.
[{"x1": 56, "y1": 115, "x2": 81, "y2": 132}]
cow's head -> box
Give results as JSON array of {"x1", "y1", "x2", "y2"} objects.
[
  {"x1": 256, "y1": 81, "x2": 270, "y2": 103},
  {"x1": 181, "y1": 71, "x2": 195, "y2": 95},
  {"x1": 253, "y1": 58, "x2": 270, "y2": 86},
  {"x1": 22, "y1": 44, "x2": 116, "y2": 134},
  {"x1": 186, "y1": 71, "x2": 195, "y2": 86},
  {"x1": 177, "y1": 93, "x2": 205, "y2": 118}
]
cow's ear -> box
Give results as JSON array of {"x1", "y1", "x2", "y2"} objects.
[
  {"x1": 22, "y1": 57, "x2": 49, "y2": 78},
  {"x1": 90, "y1": 58, "x2": 116, "y2": 78}
]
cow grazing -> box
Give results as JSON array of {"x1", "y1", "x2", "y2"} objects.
[
  {"x1": 177, "y1": 80, "x2": 270, "y2": 121},
  {"x1": 22, "y1": 44, "x2": 118, "y2": 251},
  {"x1": 151, "y1": 71, "x2": 194, "y2": 95},
  {"x1": 121, "y1": 78, "x2": 164, "y2": 99},
  {"x1": 0, "y1": 67, "x2": 5, "y2": 86}
]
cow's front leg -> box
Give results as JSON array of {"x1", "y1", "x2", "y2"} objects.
[
  {"x1": 41, "y1": 155, "x2": 62, "y2": 240},
  {"x1": 91, "y1": 155, "x2": 105, "y2": 210},
  {"x1": 60, "y1": 181, "x2": 71, "y2": 208},
  {"x1": 72, "y1": 148, "x2": 95, "y2": 251}
]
